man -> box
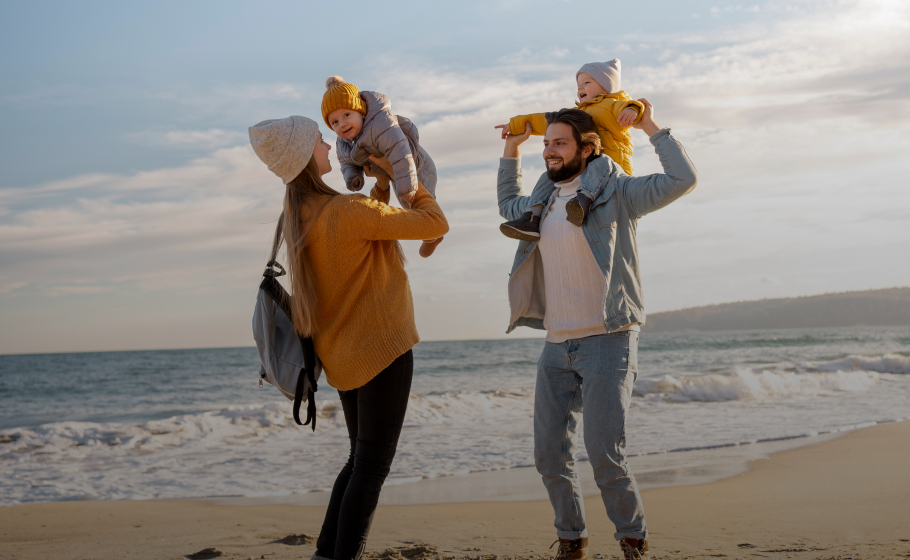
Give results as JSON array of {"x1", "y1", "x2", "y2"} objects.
[{"x1": 496, "y1": 101, "x2": 697, "y2": 560}]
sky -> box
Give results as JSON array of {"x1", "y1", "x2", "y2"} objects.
[{"x1": 1, "y1": 0, "x2": 909, "y2": 354}]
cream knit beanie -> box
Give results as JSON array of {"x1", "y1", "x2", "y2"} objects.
[
  {"x1": 248, "y1": 115, "x2": 320, "y2": 184},
  {"x1": 577, "y1": 58, "x2": 621, "y2": 95}
]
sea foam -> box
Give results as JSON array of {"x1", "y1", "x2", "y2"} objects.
[{"x1": 1, "y1": 354, "x2": 907, "y2": 506}]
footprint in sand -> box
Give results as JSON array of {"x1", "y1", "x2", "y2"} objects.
[{"x1": 186, "y1": 548, "x2": 225, "y2": 559}]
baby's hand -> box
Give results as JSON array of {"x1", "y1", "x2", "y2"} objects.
[
  {"x1": 348, "y1": 176, "x2": 364, "y2": 191},
  {"x1": 494, "y1": 124, "x2": 510, "y2": 140},
  {"x1": 617, "y1": 107, "x2": 638, "y2": 128},
  {"x1": 401, "y1": 191, "x2": 416, "y2": 204}
]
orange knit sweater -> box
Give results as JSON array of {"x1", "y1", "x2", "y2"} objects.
[{"x1": 305, "y1": 184, "x2": 448, "y2": 391}]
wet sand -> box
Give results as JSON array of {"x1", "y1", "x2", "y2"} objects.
[{"x1": 1, "y1": 421, "x2": 908, "y2": 560}]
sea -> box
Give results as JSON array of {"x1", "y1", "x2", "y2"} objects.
[{"x1": 1, "y1": 326, "x2": 908, "y2": 507}]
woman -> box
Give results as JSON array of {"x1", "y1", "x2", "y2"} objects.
[{"x1": 248, "y1": 115, "x2": 449, "y2": 560}]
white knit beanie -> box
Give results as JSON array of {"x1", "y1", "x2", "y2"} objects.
[
  {"x1": 577, "y1": 58, "x2": 621, "y2": 95},
  {"x1": 248, "y1": 115, "x2": 320, "y2": 184}
]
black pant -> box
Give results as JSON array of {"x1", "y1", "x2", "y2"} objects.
[{"x1": 316, "y1": 350, "x2": 413, "y2": 560}]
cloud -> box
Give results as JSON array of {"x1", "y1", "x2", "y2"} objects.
[
  {"x1": 2, "y1": 0, "x2": 909, "y2": 352},
  {"x1": 0, "y1": 145, "x2": 284, "y2": 297},
  {"x1": 137, "y1": 128, "x2": 247, "y2": 149}
]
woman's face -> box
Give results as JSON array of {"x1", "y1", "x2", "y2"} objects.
[{"x1": 313, "y1": 132, "x2": 332, "y2": 176}]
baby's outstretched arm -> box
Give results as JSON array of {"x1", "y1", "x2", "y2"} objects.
[{"x1": 340, "y1": 160, "x2": 366, "y2": 191}]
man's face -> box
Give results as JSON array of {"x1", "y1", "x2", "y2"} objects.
[
  {"x1": 543, "y1": 122, "x2": 588, "y2": 182},
  {"x1": 327, "y1": 108, "x2": 364, "y2": 140}
]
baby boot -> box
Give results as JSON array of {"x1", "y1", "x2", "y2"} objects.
[
  {"x1": 565, "y1": 193, "x2": 593, "y2": 226},
  {"x1": 419, "y1": 237, "x2": 444, "y2": 258},
  {"x1": 500, "y1": 212, "x2": 540, "y2": 242}
]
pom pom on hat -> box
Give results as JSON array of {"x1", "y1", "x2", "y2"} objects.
[
  {"x1": 326, "y1": 75, "x2": 346, "y2": 89},
  {"x1": 321, "y1": 75, "x2": 366, "y2": 127},
  {"x1": 248, "y1": 115, "x2": 320, "y2": 185},
  {"x1": 577, "y1": 59, "x2": 622, "y2": 95}
]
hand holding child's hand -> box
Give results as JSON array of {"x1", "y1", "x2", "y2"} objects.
[
  {"x1": 617, "y1": 107, "x2": 638, "y2": 128},
  {"x1": 502, "y1": 122, "x2": 532, "y2": 158},
  {"x1": 631, "y1": 98, "x2": 661, "y2": 137}
]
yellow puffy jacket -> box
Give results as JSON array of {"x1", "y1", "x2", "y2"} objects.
[{"x1": 508, "y1": 92, "x2": 644, "y2": 175}]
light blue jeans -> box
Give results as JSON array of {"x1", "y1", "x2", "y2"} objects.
[{"x1": 534, "y1": 331, "x2": 647, "y2": 541}]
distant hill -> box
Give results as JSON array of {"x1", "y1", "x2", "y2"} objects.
[{"x1": 642, "y1": 287, "x2": 910, "y2": 332}]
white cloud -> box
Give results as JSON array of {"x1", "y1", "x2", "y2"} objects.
[
  {"x1": 2, "y1": 0, "x2": 909, "y2": 352},
  {"x1": 143, "y1": 128, "x2": 247, "y2": 149}
]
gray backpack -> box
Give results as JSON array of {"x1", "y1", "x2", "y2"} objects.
[{"x1": 252, "y1": 254, "x2": 322, "y2": 431}]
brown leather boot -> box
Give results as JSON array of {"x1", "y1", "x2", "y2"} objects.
[
  {"x1": 419, "y1": 236, "x2": 444, "y2": 258},
  {"x1": 619, "y1": 537, "x2": 650, "y2": 560},
  {"x1": 550, "y1": 537, "x2": 589, "y2": 560}
]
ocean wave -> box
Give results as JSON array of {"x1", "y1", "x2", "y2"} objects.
[
  {"x1": 1, "y1": 357, "x2": 907, "y2": 506},
  {"x1": 812, "y1": 353, "x2": 910, "y2": 375},
  {"x1": 0, "y1": 391, "x2": 538, "y2": 506},
  {"x1": 633, "y1": 369, "x2": 881, "y2": 402}
]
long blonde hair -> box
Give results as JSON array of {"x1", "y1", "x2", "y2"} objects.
[
  {"x1": 269, "y1": 156, "x2": 337, "y2": 337},
  {"x1": 269, "y1": 157, "x2": 406, "y2": 337}
]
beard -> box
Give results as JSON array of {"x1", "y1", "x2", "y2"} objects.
[{"x1": 546, "y1": 150, "x2": 584, "y2": 182}]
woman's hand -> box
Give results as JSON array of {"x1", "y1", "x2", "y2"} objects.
[
  {"x1": 367, "y1": 155, "x2": 395, "y2": 177},
  {"x1": 502, "y1": 122, "x2": 532, "y2": 158},
  {"x1": 632, "y1": 98, "x2": 661, "y2": 137}
]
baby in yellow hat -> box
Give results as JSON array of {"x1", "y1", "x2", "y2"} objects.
[
  {"x1": 322, "y1": 76, "x2": 441, "y2": 257},
  {"x1": 496, "y1": 59, "x2": 644, "y2": 241}
]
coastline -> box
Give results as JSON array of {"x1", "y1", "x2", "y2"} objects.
[
  {"x1": 2, "y1": 420, "x2": 908, "y2": 559},
  {"x1": 208, "y1": 430, "x2": 849, "y2": 507}
]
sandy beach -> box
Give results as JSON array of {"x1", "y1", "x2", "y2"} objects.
[{"x1": 2, "y1": 420, "x2": 908, "y2": 560}]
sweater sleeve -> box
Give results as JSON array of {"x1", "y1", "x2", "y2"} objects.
[
  {"x1": 351, "y1": 184, "x2": 448, "y2": 241},
  {"x1": 615, "y1": 128, "x2": 698, "y2": 218},
  {"x1": 613, "y1": 98, "x2": 645, "y2": 124},
  {"x1": 508, "y1": 113, "x2": 550, "y2": 136}
]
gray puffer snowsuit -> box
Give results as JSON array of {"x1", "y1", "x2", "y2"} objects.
[{"x1": 336, "y1": 91, "x2": 437, "y2": 204}]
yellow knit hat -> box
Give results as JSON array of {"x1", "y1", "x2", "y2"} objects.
[{"x1": 321, "y1": 76, "x2": 367, "y2": 127}]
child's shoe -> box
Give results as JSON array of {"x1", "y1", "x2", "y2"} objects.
[
  {"x1": 500, "y1": 212, "x2": 540, "y2": 242},
  {"x1": 565, "y1": 194, "x2": 593, "y2": 226},
  {"x1": 419, "y1": 237, "x2": 444, "y2": 258}
]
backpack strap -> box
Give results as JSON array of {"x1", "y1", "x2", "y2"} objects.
[
  {"x1": 264, "y1": 259, "x2": 286, "y2": 278},
  {"x1": 292, "y1": 336, "x2": 319, "y2": 431}
]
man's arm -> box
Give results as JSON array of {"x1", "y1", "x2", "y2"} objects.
[
  {"x1": 496, "y1": 123, "x2": 536, "y2": 219},
  {"x1": 616, "y1": 99, "x2": 698, "y2": 218}
]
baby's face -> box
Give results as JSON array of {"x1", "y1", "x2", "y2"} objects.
[
  {"x1": 576, "y1": 73, "x2": 607, "y2": 103},
  {"x1": 327, "y1": 109, "x2": 364, "y2": 140}
]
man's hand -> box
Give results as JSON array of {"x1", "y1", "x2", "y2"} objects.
[
  {"x1": 617, "y1": 107, "x2": 638, "y2": 128},
  {"x1": 502, "y1": 122, "x2": 532, "y2": 158},
  {"x1": 631, "y1": 98, "x2": 661, "y2": 137}
]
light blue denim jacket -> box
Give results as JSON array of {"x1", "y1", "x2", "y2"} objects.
[{"x1": 497, "y1": 128, "x2": 698, "y2": 333}]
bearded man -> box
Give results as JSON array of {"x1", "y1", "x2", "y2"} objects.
[{"x1": 496, "y1": 102, "x2": 698, "y2": 560}]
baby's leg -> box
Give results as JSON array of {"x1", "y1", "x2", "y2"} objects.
[
  {"x1": 565, "y1": 156, "x2": 616, "y2": 226},
  {"x1": 526, "y1": 172, "x2": 556, "y2": 216},
  {"x1": 499, "y1": 172, "x2": 554, "y2": 242},
  {"x1": 415, "y1": 145, "x2": 437, "y2": 199},
  {"x1": 576, "y1": 155, "x2": 616, "y2": 202}
]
